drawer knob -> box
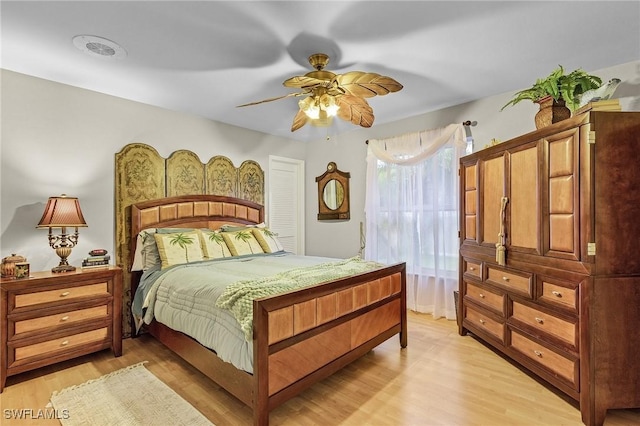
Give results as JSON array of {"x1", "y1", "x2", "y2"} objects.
[
  {"x1": 502, "y1": 276, "x2": 510, "y2": 282},
  {"x1": 469, "y1": 266, "x2": 475, "y2": 271},
  {"x1": 60, "y1": 291, "x2": 70, "y2": 297},
  {"x1": 533, "y1": 350, "x2": 543, "y2": 358},
  {"x1": 60, "y1": 316, "x2": 70, "y2": 322},
  {"x1": 535, "y1": 317, "x2": 544, "y2": 324},
  {"x1": 479, "y1": 293, "x2": 486, "y2": 298},
  {"x1": 551, "y1": 291, "x2": 563, "y2": 298},
  {"x1": 479, "y1": 319, "x2": 486, "y2": 325},
  {"x1": 61, "y1": 340, "x2": 69, "y2": 346}
]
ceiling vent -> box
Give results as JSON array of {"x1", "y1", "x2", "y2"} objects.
[{"x1": 72, "y1": 35, "x2": 127, "y2": 59}]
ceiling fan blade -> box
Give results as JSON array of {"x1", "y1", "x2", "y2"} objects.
[
  {"x1": 291, "y1": 109, "x2": 309, "y2": 132},
  {"x1": 283, "y1": 75, "x2": 326, "y2": 89},
  {"x1": 336, "y1": 95, "x2": 374, "y2": 128},
  {"x1": 333, "y1": 71, "x2": 403, "y2": 98},
  {"x1": 236, "y1": 92, "x2": 303, "y2": 107}
]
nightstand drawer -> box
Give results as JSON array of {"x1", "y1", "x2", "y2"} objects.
[
  {"x1": 13, "y1": 305, "x2": 109, "y2": 336},
  {"x1": 511, "y1": 301, "x2": 577, "y2": 347},
  {"x1": 14, "y1": 327, "x2": 109, "y2": 362},
  {"x1": 14, "y1": 282, "x2": 109, "y2": 308}
]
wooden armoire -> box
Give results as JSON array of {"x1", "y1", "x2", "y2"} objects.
[{"x1": 458, "y1": 106, "x2": 640, "y2": 426}]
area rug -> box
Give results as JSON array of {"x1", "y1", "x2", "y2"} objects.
[{"x1": 48, "y1": 362, "x2": 214, "y2": 426}]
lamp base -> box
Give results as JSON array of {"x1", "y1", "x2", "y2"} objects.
[{"x1": 51, "y1": 264, "x2": 76, "y2": 273}]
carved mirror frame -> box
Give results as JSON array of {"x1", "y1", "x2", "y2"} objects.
[{"x1": 315, "y1": 162, "x2": 350, "y2": 220}]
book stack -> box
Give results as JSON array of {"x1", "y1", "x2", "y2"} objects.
[
  {"x1": 82, "y1": 250, "x2": 111, "y2": 269},
  {"x1": 575, "y1": 99, "x2": 621, "y2": 115}
]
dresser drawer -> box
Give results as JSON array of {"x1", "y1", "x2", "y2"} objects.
[
  {"x1": 464, "y1": 305, "x2": 505, "y2": 343},
  {"x1": 12, "y1": 305, "x2": 109, "y2": 337},
  {"x1": 539, "y1": 280, "x2": 578, "y2": 313},
  {"x1": 465, "y1": 282, "x2": 505, "y2": 315},
  {"x1": 509, "y1": 329, "x2": 578, "y2": 390},
  {"x1": 13, "y1": 282, "x2": 109, "y2": 309},
  {"x1": 463, "y1": 259, "x2": 482, "y2": 280},
  {"x1": 13, "y1": 327, "x2": 110, "y2": 362},
  {"x1": 511, "y1": 301, "x2": 577, "y2": 348},
  {"x1": 486, "y1": 266, "x2": 533, "y2": 297}
]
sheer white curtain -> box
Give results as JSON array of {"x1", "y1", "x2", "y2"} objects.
[{"x1": 364, "y1": 124, "x2": 466, "y2": 319}]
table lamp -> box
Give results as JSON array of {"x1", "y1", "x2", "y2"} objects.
[{"x1": 36, "y1": 194, "x2": 88, "y2": 273}]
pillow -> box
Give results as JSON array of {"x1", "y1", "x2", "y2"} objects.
[
  {"x1": 199, "y1": 229, "x2": 232, "y2": 259},
  {"x1": 131, "y1": 228, "x2": 159, "y2": 271},
  {"x1": 219, "y1": 222, "x2": 266, "y2": 232},
  {"x1": 131, "y1": 227, "x2": 195, "y2": 271},
  {"x1": 221, "y1": 229, "x2": 265, "y2": 256},
  {"x1": 153, "y1": 230, "x2": 204, "y2": 269},
  {"x1": 252, "y1": 227, "x2": 285, "y2": 253}
]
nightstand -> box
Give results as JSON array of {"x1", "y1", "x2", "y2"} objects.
[{"x1": 0, "y1": 266, "x2": 122, "y2": 392}]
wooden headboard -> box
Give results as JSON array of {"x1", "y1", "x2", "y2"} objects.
[{"x1": 129, "y1": 194, "x2": 264, "y2": 270}]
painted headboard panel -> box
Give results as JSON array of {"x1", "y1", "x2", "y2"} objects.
[{"x1": 114, "y1": 142, "x2": 264, "y2": 337}]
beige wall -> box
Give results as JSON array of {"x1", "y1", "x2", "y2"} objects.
[
  {"x1": 0, "y1": 70, "x2": 306, "y2": 271},
  {"x1": 2, "y1": 61, "x2": 638, "y2": 269}
]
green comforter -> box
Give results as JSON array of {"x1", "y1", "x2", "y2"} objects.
[{"x1": 216, "y1": 256, "x2": 383, "y2": 340}]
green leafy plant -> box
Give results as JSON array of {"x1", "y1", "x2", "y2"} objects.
[
  {"x1": 501, "y1": 65, "x2": 602, "y2": 112},
  {"x1": 169, "y1": 233, "x2": 195, "y2": 262}
]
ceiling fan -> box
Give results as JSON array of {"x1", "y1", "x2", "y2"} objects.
[{"x1": 237, "y1": 53, "x2": 403, "y2": 132}]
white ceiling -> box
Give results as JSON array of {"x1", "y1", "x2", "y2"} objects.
[{"x1": 2, "y1": 1, "x2": 639, "y2": 142}]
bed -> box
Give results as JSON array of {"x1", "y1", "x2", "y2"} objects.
[{"x1": 128, "y1": 194, "x2": 407, "y2": 425}]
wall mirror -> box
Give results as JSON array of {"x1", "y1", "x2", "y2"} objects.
[{"x1": 316, "y1": 162, "x2": 350, "y2": 220}]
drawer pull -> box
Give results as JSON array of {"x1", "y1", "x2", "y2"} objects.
[
  {"x1": 60, "y1": 291, "x2": 71, "y2": 297},
  {"x1": 60, "y1": 316, "x2": 70, "y2": 322},
  {"x1": 469, "y1": 266, "x2": 475, "y2": 271},
  {"x1": 551, "y1": 291, "x2": 563, "y2": 298},
  {"x1": 479, "y1": 293, "x2": 486, "y2": 298},
  {"x1": 61, "y1": 340, "x2": 69, "y2": 346},
  {"x1": 502, "y1": 276, "x2": 510, "y2": 282},
  {"x1": 533, "y1": 350, "x2": 543, "y2": 358},
  {"x1": 479, "y1": 319, "x2": 486, "y2": 325},
  {"x1": 535, "y1": 317, "x2": 544, "y2": 324}
]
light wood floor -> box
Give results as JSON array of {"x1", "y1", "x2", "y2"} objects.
[{"x1": 2, "y1": 312, "x2": 639, "y2": 425}]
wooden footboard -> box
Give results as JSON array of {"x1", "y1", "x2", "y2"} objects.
[{"x1": 253, "y1": 262, "x2": 406, "y2": 425}]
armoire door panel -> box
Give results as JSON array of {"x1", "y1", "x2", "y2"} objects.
[
  {"x1": 548, "y1": 134, "x2": 574, "y2": 177},
  {"x1": 509, "y1": 146, "x2": 539, "y2": 251},
  {"x1": 463, "y1": 164, "x2": 478, "y2": 241},
  {"x1": 549, "y1": 176, "x2": 574, "y2": 213},
  {"x1": 481, "y1": 156, "x2": 505, "y2": 246},
  {"x1": 546, "y1": 130, "x2": 579, "y2": 259},
  {"x1": 550, "y1": 215, "x2": 575, "y2": 252}
]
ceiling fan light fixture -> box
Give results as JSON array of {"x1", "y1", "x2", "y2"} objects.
[
  {"x1": 299, "y1": 93, "x2": 339, "y2": 120},
  {"x1": 298, "y1": 96, "x2": 320, "y2": 119}
]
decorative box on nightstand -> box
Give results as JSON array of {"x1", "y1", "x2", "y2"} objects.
[{"x1": 0, "y1": 265, "x2": 122, "y2": 392}]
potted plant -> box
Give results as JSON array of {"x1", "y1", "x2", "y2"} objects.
[{"x1": 501, "y1": 65, "x2": 603, "y2": 128}]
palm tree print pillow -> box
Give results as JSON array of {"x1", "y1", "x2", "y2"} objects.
[
  {"x1": 221, "y1": 230, "x2": 264, "y2": 256},
  {"x1": 153, "y1": 231, "x2": 204, "y2": 269},
  {"x1": 199, "y1": 230, "x2": 232, "y2": 259},
  {"x1": 252, "y1": 228, "x2": 285, "y2": 253}
]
